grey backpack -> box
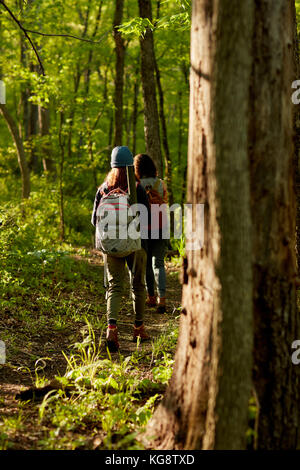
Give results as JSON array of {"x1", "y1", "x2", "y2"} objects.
[{"x1": 95, "y1": 189, "x2": 141, "y2": 257}]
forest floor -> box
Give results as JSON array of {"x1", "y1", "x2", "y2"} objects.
[{"x1": 0, "y1": 249, "x2": 182, "y2": 450}]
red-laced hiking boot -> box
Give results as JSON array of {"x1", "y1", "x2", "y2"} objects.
[
  {"x1": 157, "y1": 297, "x2": 166, "y2": 314},
  {"x1": 146, "y1": 295, "x2": 157, "y2": 308},
  {"x1": 133, "y1": 324, "x2": 151, "y2": 342},
  {"x1": 106, "y1": 326, "x2": 119, "y2": 352}
]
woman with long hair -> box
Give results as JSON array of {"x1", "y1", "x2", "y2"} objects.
[
  {"x1": 91, "y1": 146, "x2": 150, "y2": 352},
  {"x1": 134, "y1": 153, "x2": 168, "y2": 313}
]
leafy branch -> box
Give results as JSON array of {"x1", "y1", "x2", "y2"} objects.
[
  {"x1": 0, "y1": 0, "x2": 109, "y2": 76},
  {"x1": 0, "y1": 0, "x2": 45, "y2": 75},
  {"x1": 118, "y1": 13, "x2": 191, "y2": 38}
]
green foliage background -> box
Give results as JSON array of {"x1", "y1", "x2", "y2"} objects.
[{"x1": 0, "y1": 0, "x2": 190, "y2": 249}]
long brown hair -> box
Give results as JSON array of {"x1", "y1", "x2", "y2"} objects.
[
  {"x1": 134, "y1": 154, "x2": 157, "y2": 180},
  {"x1": 104, "y1": 167, "x2": 128, "y2": 191}
]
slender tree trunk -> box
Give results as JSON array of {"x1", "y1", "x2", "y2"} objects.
[
  {"x1": 84, "y1": 0, "x2": 102, "y2": 97},
  {"x1": 138, "y1": 0, "x2": 163, "y2": 176},
  {"x1": 113, "y1": 0, "x2": 125, "y2": 147},
  {"x1": 27, "y1": 64, "x2": 39, "y2": 172},
  {"x1": 58, "y1": 112, "x2": 65, "y2": 242},
  {"x1": 154, "y1": 58, "x2": 174, "y2": 206},
  {"x1": 87, "y1": 131, "x2": 97, "y2": 189},
  {"x1": 132, "y1": 71, "x2": 139, "y2": 156},
  {"x1": 177, "y1": 89, "x2": 187, "y2": 206},
  {"x1": 154, "y1": 0, "x2": 173, "y2": 201},
  {"x1": 67, "y1": 67, "x2": 81, "y2": 161},
  {"x1": 0, "y1": 103, "x2": 30, "y2": 199},
  {"x1": 20, "y1": 0, "x2": 40, "y2": 172},
  {"x1": 145, "y1": 0, "x2": 254, "y2": 449},
  {"x1": 177, "y1": 90, "x2": 183, "y2": 171},
  {"x1": 180, "y1": 64, "x2": 189, "y2": 205},
  {"x1": 67, "y1": 4, "x2": 91, "y2": 161},
  {"x1": 106, "y1": 110, "x2": 114, "y2": 168},
  {"x1": 38, "y1": 106, "x2": 56, "y2": 176},
  {"x1": 124, "y1": 71, "x2": 131, "y2": 147},
  {"x1": 249, "y1": 0, "x2": 300, "y2": 449},
  {"x1": 180, "y1": 164, "x2": 187, "y2": 206},
  {"x1": 78, "y1": 0, "x2": 103, "y2": 159},
  {"x1": 19, "y1": 35, "x2": 29, "y2": 142}
]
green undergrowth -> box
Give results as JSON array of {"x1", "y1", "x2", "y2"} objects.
[
  {"x1": 0, "y1": 199, "x2": 106, "y2": 356},
  {"x1": 0, "y1": 198, "x2": 180, "y2": 450},
  {"x1": 0, "y1": 317, "x2": 179, "y2": 450},
  {"x1": 36, "y1": 319, "x2": 178, "y2": 450}
]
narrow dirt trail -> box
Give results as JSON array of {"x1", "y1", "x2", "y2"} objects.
[{"x1": 0, "y1": 251, "x2": 182, "y2": 449}]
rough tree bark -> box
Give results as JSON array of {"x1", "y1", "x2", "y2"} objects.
[
  {"x1": 138, "y1": 0, "x2": 163, "y2": 176},
  {"x1": 249, "y1": 0, "x2": 300, "y2": 449},
  {"x1": 0, "y1": 103, "x2": 30, "y2": 199},
  {"x1": 145, "y1": 0, "x2": 254, "y2": 450},
  {"x1": 293, "y1": 4, "x2": 300, "y2": 273},
  {"x1": 113, "y1": 0, "x2": 125, "y2": 147}
]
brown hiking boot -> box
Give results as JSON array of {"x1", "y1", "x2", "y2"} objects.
[
  {"x1": 157, "y1": 297, "x2": 166, "y2": 314},
  {"x1": 133, "y1": 324, "x2": 151, "y2": 342},
  {"x1": 106, "y1": 326, "x2": 119, "y2": 352},
  {"x1": 146, "y1": 295, "x2": 157, "y2": 308}
]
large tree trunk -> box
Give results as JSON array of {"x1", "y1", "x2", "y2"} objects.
[
  {"x1": 249, "y1": 0, "x2": 300, "y2": 449},
  {"x1": 145, "y1": 0, "x2": 254, "y2": 450},
  {"x1": 0, "y1": 103, "x2": 30, "y2": 199},
  {"x1": 138, "y1": 0, "x2": 163, "y2": 176},
  {"x1": 293, "y1": 5, "x2": 300, "y2": 273},
  {"x1": 113, "y1": 0, "x2": 125, "y2": 147}
]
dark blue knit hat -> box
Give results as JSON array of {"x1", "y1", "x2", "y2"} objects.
[{"x1": 111, "y1": 146, "x2": 133, "y2": 168}]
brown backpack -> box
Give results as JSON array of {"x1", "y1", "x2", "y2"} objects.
[
  {"x1": 145, "y1": 179, "x2": 164, "y2": 206},
  {"x1": 145, "y1": 179, "x2": 167, "y2": 231}
]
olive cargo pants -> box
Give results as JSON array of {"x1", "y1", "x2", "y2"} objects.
[{"x1": 106, "y1": 248, "x2": 147, "y2": 323}]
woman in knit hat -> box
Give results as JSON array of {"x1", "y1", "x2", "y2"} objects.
[
  {"x1": 134, "y1": 153, "x2": 168, "y2": 314},
  {"x1": 91, "y1": 146, "x2": 150, "y2": 352}
]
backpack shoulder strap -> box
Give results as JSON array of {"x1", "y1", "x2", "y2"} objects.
[
  {"x1": 106, "y1": 188, "x2": 127, "y2": 197},
  {"x1": 152, "y1": 179, "x2": 161, "y2": 191},
  {"x1": 100, "y1": 182, "x2": 109, "y2": 196}
]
